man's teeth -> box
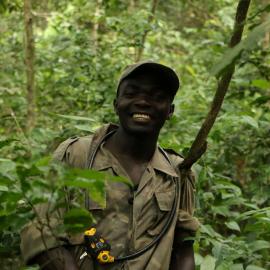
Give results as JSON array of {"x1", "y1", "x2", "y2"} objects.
[{"x1": 133, "y1": 113, "x2": 150, "y2": 119}]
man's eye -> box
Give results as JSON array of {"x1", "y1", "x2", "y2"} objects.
[{"x1": 154, "y1": 94, "x2": 165, "y2": 101}]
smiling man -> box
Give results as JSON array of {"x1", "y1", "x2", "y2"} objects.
[{"x1": 21, "y1": 61, "x2": 199, "y2": 270}]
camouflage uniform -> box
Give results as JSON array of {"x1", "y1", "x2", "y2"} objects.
[{"x1": 20, "y1": 124, "x2": 199, "y2": 270}]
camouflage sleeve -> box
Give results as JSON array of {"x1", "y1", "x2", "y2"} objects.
[
  {"x1": 53, "y1": 136, "x2": 91, "y2": 168},
  {"x1": 20, "y1": 136, "x2": 92, "y2": 263},
  {"x1": 52, "y1": 136, "x2": 80, "y2": 163},
  {"x1": 165, "y1": 149, "x2": 200, "y2": 233},
  {"x1": 20, "y1": 202, "x2": 68, "y2": 264},
  {"x1": 176, "y1": 169, "x2": 200, "y2": 233}
]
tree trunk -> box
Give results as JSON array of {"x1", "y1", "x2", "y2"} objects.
[
  {"x1": 262, "y1": 0, "x2": 270, "y2": 48},
  {"x1": 180, "y1": 0, "x2": 251, "y2": 170},
  {"x1": 135, "y1": 0, "x2": 159, "y2": 62},
  {"x1": 92, "y1": 0, "x2": 103, "y2": 52},
  {"x1": 24, "y1": 0, "x2": 36, "y2": 131}
]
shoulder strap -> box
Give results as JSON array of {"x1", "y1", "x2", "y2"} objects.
[{"x1": 86, "y1": 129, "x2": 116, "y2": 168}]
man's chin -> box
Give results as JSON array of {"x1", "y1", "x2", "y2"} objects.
[{"x1": 124, "y1": 124, "x2": 159, "y2": 136}]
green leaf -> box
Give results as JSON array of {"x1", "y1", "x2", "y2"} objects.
[
  {"x1": 251, "y1": 79, "x2": 270, "y2": 90},
  {"x1": 212, "y1": 242, "x2": 231, "y2": 262},
  {"x1": 214, "y1": 180, "x2": 242, "y2": 196},
  {"x1": 210, "y1": 19, "x2": 270, "y2": 77},
  {"x1": 64, "y1": 168, "x2": 107, "y2": 207},
  {"x1": 231, "y1": 264, "x2": 244, "y2": 270},
  {"x1": 74, "y1": 124, "x2": 94, "y2": 132},
  {"x1": 16, "y1": 164, "x2": 42, "y2": 179},
  {"x1": 34, "y1": 156, "x2": 51, "y2": 167},
  {"x1": 225, "y1": 221, "x2": 240, "y2": 231},
  {"x1": 64, "y1": 208, "x2": 93, "y2": 233},
  {"x1": 65, "y1": 178, "x2": 98, "y2": 189},
  {"x1": 0, "y1": 138, "x2": 18, "y2": 149},
  {"x1": 64, "y1": 168, "x2": 131, "y2": 207},
  {"x1": 216, "y1": 263, "x2": 231, "y2": 270},
  {"x1": 87, "y1": 183, "x2": 106, "y2": 208},
  {"x1": 195, "y1": 253, "x2": 203, "y2": 266},
  {"x1": 55, "y1": 114, "x2": 95, "y2": 122},
  {"x1": 64, "y1": 208, "x2": 92, "y2": 221},
  {"x1": 212, "y1": 206, "x2": 230, "y2": 217},
  {"x1": 237, "y1": 208, "x2": 269, "y2": 220},
  {"x1": 0, "y1": 177, "x2": 10, "y2": 186},
  {"x1": 200, "y1": 255, "x2": 216, "y2": 270},
  {"x1": 241, "y1": 116, "x2": 258, "y2": 129},
  {"x1": 0, "y1": 158, "x2": 16, "y2": 174},
  {"x1": 65, "y1": 168, "x2": 105, "y2": 182},
  {"x1": 248, "y1": 240, "x2": 270, "y2": 252},
  {"x1": 185, "y1": 65, "x2": 196, "y2": 77},
  {"x1": 0, "y1": 192, "x2": 22, "y2": 205},
  {"x1": 244, "y1": 20, "x2": 270, "y2": 50},
  {"x1": 200, "y1": 224, "x2": 221, "y2": 237},
  {"x1": 210, "y1": 44, "x2": 242, "y2": 77},
  {"x1": 246, "y1": 265, "x2": 266, "y2": 270},
  {"x1": 252, "y1": 95, "x2": 270, "y2": 105},
  {"x1": 0, "y1": 185, "x2": 8, "y2": 191},
  {"x1": 65, "y1": 168, "x2": 131, "y2": 186}
]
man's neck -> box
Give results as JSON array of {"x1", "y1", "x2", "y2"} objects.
[{"x1": 106, "y1": 126, "x2": 159, "y2": 163}]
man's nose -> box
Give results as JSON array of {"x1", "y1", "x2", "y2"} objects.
[{"x1": 134, "y1": 95, "x2": 151, "y2": 106}]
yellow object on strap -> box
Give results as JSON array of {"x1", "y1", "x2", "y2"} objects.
[
  {"x1": 85, "y1": 228, "x2": 96, "y2": 236},
  {"x1": 83, "y1": 227, "x2": 115, "y2": 264},
  {"x1": 97, "y1": 251, "x2": 115, "y2": 264}
]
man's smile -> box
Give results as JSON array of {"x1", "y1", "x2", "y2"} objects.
[{"x1": 132, "y1": 113, "x2": 151, "y2": 122}]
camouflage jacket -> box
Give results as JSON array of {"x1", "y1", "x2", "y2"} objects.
[{"x1": 20, "y1": 124, "x2": 199, "y2": 270}]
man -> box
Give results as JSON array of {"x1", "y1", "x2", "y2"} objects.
[{"x1": 21, "y1": 61, "x2": 199, "y2": 269}]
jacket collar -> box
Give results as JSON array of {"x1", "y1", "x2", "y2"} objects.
[
  {"x1": 151, "y1": 147, "x2": 178, "y2": 177},
  {"x1": 91, "y1": 123, "x2": 178, "y2": 177}
]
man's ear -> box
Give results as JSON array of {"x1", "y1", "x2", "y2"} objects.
[{"x1": 167, "y1": 104, "x2": 174, "y2": 119}]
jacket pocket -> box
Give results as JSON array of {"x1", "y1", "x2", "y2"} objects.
[
  {"x1": 155, "y1": 190, "x2": 174, "y2": 211},
  {"x1": 147, "y1": 189, "x2": 175, "y2": 236}
]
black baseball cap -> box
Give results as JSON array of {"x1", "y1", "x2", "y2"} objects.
[{"x1": 117, "y1": 60, "x2": 180, "y2": 99}]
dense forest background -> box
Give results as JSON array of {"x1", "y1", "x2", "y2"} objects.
[{"x1": 0, "y1": 0, "x2": 269, "y2": 269}]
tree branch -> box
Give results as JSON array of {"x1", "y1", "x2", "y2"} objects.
[
  {"x1": 179, "y1": 0, "x2": 251, "y2": 170},
  {"x1": 92, "y1": 0, "x2": 103, "y2": 51},
  {"x1": 135, "y1": 0, "x2": 159, "y2": 61},
  {"x1": 24, "y1": 0, "x2": 36, "y2": 131}
]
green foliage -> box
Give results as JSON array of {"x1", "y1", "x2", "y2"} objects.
[
  {"x1": 0, "y1": 0, "x2": 269, "y2": 269},
  {"x1": 211, "y1": 18, "x2": 270, "y2": 77},
  {"x1": 64, "y1": 208, "x2": 93, "y2": 233}
]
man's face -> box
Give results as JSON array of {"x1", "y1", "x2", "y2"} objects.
[{"x1": 114, "y1": 72, "x2": 174, "y2": 136}]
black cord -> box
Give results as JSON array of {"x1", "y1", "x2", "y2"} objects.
[
  {"x1": 87, "y1": 130, "x2": 180, "y2": 262},
  {"x1": 115, "y1": 177, "x2": 179, "y2": 262}
]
